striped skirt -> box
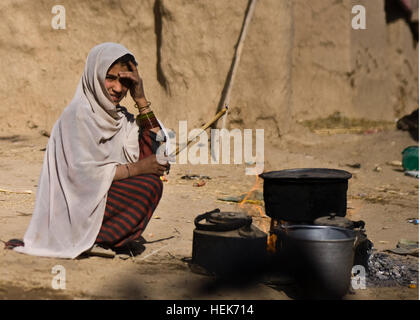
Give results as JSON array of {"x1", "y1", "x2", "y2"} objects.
[{"x1": 95, "y1": 129, "x2": 163, "y2": 248}]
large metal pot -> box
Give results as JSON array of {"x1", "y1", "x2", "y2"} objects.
[
  {"x1": 259, "y1": 168, "x2": 352, "y2": 222},
  {"x1": 314, "y1": 213, "x2": 373, "y2": 269},
  {"x1": 276, "y1": 225, "x2": 357, "y2": 299}
]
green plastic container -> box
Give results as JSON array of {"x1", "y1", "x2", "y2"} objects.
[{"x1": 402, "y1": 146, "x2": 419, "y2": 171}]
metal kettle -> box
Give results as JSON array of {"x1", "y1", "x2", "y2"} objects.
[{"x1": 191, "y1": 209, "x2": 268, "y2": 276}]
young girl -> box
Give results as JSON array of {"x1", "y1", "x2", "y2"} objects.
[{"x1": 12, "y1": 42, "x2": 169, "y2": 258}]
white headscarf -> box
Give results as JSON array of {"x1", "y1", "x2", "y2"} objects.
[{"x1": 15, "y1": 43, "x2": 145, "y2": 258}]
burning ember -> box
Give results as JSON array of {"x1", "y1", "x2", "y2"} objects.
[
  {"x1": 237, "y1": 175, "x2": 277, "y2": 253},
  {"x1": 366, "y1": 252, "x2": 418, "y2": 287},
  {"x1": 237, "y1": 175, "x2": 268, "y2": 228}
]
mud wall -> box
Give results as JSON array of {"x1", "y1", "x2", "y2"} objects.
[
  {"x1": 350, "y1": 0, "x2": 419, "y2": 120},
  {"x1": 291, "y1": 0, "x2": 353, "y2": 121},
  {"x1": 0, "y1": 0, "x2": 417, "y2": 140}
]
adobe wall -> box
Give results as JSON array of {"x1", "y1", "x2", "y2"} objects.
[{"x1": 0, "y1": 0, "x2": 417, "y2": 141}]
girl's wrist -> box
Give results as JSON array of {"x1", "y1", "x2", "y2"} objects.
[
  {"x1": 129, "y1": 161, "x2": 141, "y2": 176},
  {"x1": 134, "y1": 99, "x2": 152, "y2": 115},
  {"x1": 135, "y1": 97, "x2": 148, "y2": 107}
]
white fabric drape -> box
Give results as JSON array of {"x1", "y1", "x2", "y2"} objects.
[{"x1": 15, "y1": 43, "x2": 148, "y2": 258}]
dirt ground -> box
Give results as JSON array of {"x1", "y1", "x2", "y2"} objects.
[{"x1": 0, "y1": 122, "x2": 418, "y2": 300}]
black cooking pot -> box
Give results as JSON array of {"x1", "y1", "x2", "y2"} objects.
[{"x1": 259, "y1": 168, "x2": 352, "y2": 222}]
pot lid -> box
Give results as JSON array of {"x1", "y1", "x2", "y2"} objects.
[
  {"x1": 259, "y1": 168, "x2": 352, "y2": 181},
  {"x1": 194, "y1": 209, "x2": 252, "y2": 232},
  {"x1": 207, "y1": 211, "x2": 251, "y2": 225},
  {"x1": 313, "y1": 213, "x2": 354, "y2": 229}
]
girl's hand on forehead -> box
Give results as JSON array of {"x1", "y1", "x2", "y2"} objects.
[{"x1": 118, "y1": 60, "x2": 147, "y2": 104}]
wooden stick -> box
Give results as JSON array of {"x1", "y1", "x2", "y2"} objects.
[
  {"x1": 215, "y1": 0, "x2": 258, "y2": 129},
  {"x1": 0, "y1": 188, "x2": 33, "y2": 194},
  {"x1": 224, "y1": 0, "x2": 257, "y2": 108},
  {"x1": 171, "y1": 106, "x2": 229, "y2": 157}
]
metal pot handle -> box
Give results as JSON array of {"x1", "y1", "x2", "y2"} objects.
[
  {"x1": 194, "y1": 208, "x2": 220, "y2": 229},
  {"x1": 352, "y1": 220, "x2": 365, "y2": 229},
  {"x1": 353, "y1": 232, "x2": 361, "y2": 250}
]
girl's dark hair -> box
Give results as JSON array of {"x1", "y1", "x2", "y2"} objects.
[{"x1": 110, "y1": 54, "x2": 137, "y2": 71}]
